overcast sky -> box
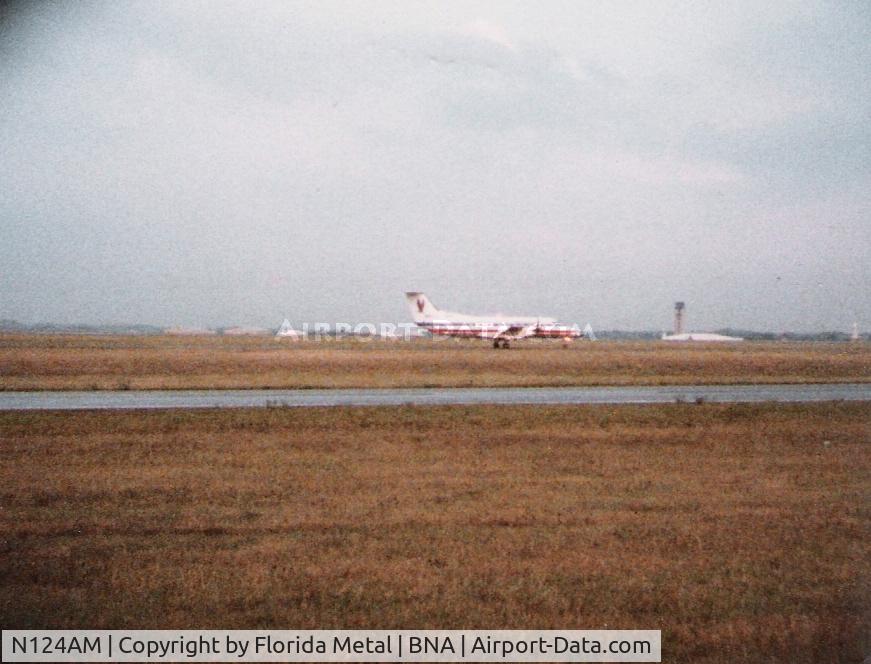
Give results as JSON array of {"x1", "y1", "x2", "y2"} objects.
[{"x1": 1, "y1": 1, "x2": 868, "y2": 331}]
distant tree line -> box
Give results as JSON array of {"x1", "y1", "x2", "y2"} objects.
[{"x1": 0, "y1": 319, "x2": 865, "y2": 341}]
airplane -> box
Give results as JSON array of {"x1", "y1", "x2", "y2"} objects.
[{"x1": 405, "y1": 292, "x2": 584, "y2": 348}]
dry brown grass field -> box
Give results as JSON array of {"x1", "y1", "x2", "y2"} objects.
[
  {"x1": 1, "y1": 402, "x2": 868, "y2": 662},
  {"x1": 0, "y1": 334, "x2": 868, "y2": 390}
]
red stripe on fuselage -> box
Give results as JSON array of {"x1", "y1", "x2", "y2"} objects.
[{"x1": 421, "y1": 322, "x2": 579, "y2": 339}]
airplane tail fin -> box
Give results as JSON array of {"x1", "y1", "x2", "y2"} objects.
[{"x1": 405, "y1": 292, "x2": 440, "y2": 321}]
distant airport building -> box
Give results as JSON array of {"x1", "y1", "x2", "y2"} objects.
[
  {"x1": 275, "y1": 319, "x2": 303, "y2": 339},
  {"x1": 661, "y1": 332, "x2": 744, "y2": 342},
  {"x1": 662, "y1": 302, "x2": 743, "y2": 342},
  {"x1": 224, "y1": 326, "x2": 270, "y2": 336},
  {"x1": 165, "y1": 326, "x2": 216, "y2": 335}
]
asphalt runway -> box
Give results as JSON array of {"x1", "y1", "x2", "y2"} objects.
[{"x1": 1, "y1": 383, "x2": 869, "y2": 410}]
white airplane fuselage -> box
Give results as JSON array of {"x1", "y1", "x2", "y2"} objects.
[{"x1": 405, "y1": 292, "x2": 581, "y2": 347}]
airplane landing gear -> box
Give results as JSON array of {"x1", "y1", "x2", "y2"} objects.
[{"x1": 493, "y1": 339, "x2": 511, "y2": 349}]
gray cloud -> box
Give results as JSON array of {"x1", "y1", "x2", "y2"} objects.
[{"x1": 1, "y1": 1, "x2": 868, "y2": 331}]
